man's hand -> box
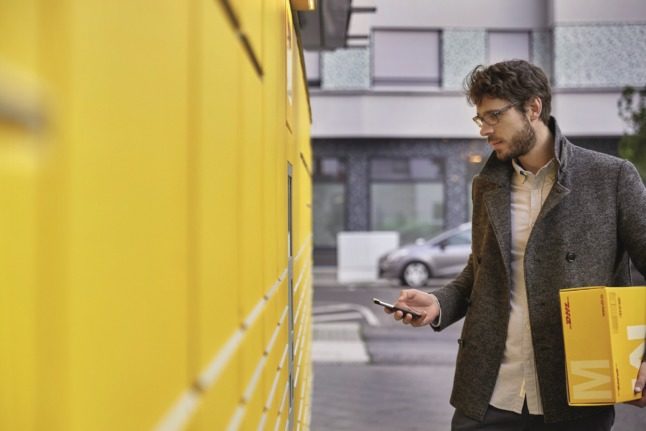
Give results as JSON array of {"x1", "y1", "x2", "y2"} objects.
[
  {"x1": 382, "y1": 289, "x2": 440, "y2": 327},
  {"x1": 627, "y1": 361, "x2": 646, "y2": 408}
]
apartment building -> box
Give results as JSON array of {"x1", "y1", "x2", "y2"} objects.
[{"x1": 299, "y1": 0, "x2": 646, "y2": 264}]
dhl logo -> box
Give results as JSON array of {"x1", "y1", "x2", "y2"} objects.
[{"x1": 563, "y1": 298, "x2": 572, "y2": 329}]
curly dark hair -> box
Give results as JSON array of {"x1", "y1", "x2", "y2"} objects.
[{"x1": 464, "y1": 60, "x2": 552, "y2": 125}]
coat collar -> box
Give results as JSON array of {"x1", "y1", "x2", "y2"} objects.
[
  {"x1": 477, "y1": 116, "x2": 571, "y2": 187},
  {"x1": 551, "y1": 117, "x2": 572, "y2": 182}
]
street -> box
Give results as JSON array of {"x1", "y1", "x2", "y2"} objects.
[
  {"x1": 310, "y1": 268, "x2": 646, "y2": 431},
  {"x1": 311, "y1": 275, "x2": 459, "y2": 430}
]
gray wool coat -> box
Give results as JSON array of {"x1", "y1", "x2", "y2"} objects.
[{"x1": 432, "y1": 117, "x2": 646, "y2": 423}]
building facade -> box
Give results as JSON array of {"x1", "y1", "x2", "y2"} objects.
[{"x1": 302, "y1": 0, "x2": 646, "y2": 265}]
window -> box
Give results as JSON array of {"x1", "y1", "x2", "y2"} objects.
[
  {"x1": 313, "y1": 157, "x2": 346, "y2": 248},
  {"x1": 488, "y1": 31, "x2": 530, "y2": 64},
  {"x1": 445, "y1": 230, "x2": 471, "y2": 246},
  {"x1": 303, "y1": 50, "x2": 320, "y2": 87},
  {"x1": 370, "y1": 158, "x2": 444, "y2": 243},
  {"x1": 370, "y1": 157, "x2": 441, "y2": 180},
  {"x1": 372, "y1": 29, "x2": 441, "y2": 87}
]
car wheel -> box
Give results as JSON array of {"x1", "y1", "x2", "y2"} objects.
[{"x1": 401, "y1": 261, "x2": 431, "y2": 287}]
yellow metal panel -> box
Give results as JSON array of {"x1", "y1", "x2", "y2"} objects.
[
  {"x1": 260, "y1": 0, "x2": 285, "y2": 352},
  {"x1": 0, "y1": 0, "x2": 39, "y2": 69},
  {"x1": 192, "y1": 349, "x2": 242, "y2": 430},
  {"x1": 0, "y1": 117, "x2": 40, "y2": 431},
  {"x1": 240, "y1": 380, "x2": 267, "y2": 430},
  {"x1": 262, "y1": 287, "x2": 287, "y2": 401},
  {"x1": 195, "y1": 0, "x2": 242, "y2": 372},
  {"x1": 285, "y1": 1, "x2": 296, "y2": 135},
  {"x1": 229, "y1": 0, "x2": 264, "y2": 69},
  {"x1": 261, "y1": 286, "x2": 278, "y2": 371},
  {"x1": 0, "y1": 3, "x2": 43, "y2": 429},
  {"x1": 35, "y1": 2, "x2": 75, "y2": 428},
  {"x1": 276, "y1": 158, "x2": 288, "y2": 275},
  {"x1": 63, "y1": 2, "x2": 190, "y2": 429},
  {"x1": 263, "y1": 365, "x2": 286, "y2": 429},
  {"x1": 238, "y1": 58, "x2": 264, "y2": 319},
  {"x1": 267, "y1": 364, "x2": 290, "y2": 430},
  {"x1": 239, "y1": 312, "x2": 266, "y2": 405},
  {"x1": 262, "y1": 0, "x2": 286, "y2": 285}
]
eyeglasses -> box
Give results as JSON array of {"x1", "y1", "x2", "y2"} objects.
[{"x1": 472, "y1": 103, "x2": 517, "y2": 128}]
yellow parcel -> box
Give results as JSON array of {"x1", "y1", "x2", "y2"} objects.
[{"x1": 559, "y1": 286, "x2": 646, "y2": 405}]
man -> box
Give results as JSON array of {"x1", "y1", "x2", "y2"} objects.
[{"x1": 384, "y1": 60, "x2": 646, "y2": 430}]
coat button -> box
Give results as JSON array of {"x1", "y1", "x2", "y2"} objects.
[{"x1": 566, "y1": 252, "x2": 576, "y2": 263}]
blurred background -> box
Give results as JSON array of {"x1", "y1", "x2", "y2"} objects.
[{"x1": 302, "y1": 0, "x2": 646, "y2": 273}]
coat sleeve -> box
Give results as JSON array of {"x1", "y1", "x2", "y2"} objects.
[
  {"x1": 428, "y1": 254, "x2": 474, "y2": 331},
  {"x1": 617, "y1": 160, "x2": 646, "y2": 279}
]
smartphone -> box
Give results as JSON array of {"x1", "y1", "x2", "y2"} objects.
[{"x1": 372, "y1": 297, "x2": 422, "y2": 319}]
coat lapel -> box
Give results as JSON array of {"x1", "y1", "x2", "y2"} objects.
[
  {"x1": 478, "y1": 154, "x2": 513, "y2": 281},
  {"x1": 484, "y1": 185, "x2": 512, "y2": 280},
  {"x1": 537, "y1": 182, "x2": 570, "y2": 222},
  {"x1": 538, "y1": 118, "x2": 572, "y2": 221}
]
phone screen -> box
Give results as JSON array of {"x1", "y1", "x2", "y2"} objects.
[{"x1": 372, "y1": 297, "x2": 422, "y2": 319}]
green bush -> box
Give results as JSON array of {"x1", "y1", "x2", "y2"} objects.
[{"x1": 618, "y1": 85, "x2": 646, "y2": 181}]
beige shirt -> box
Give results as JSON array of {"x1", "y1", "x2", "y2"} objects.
[{"x1": 489, "y1": 158, "x2": 557, "y2": 415}]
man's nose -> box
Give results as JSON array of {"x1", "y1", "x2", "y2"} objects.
[{"x1": 479, "y1": 123, "x2": 493, "y2": 137}]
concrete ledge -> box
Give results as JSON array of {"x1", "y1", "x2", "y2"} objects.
[{"x1": 312, "y1": 323, "x2": 370, "y2": 363}]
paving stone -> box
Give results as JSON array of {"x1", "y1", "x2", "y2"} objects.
[{"x1": 312, "y1": 364, "x2": 454, "y2": 430}]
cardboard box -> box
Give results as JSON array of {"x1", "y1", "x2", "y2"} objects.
[{"x1": 559, "y1": 286, "x2": 646, "y2": 405}]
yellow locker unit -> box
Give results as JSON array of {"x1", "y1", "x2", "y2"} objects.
[{"x1": 0, "y1": 0, "x2": 314, "y2": 429}]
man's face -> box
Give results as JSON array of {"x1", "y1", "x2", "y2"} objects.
[{"x1": 476, "y1": 97, "x2": 536, "y2": 161}]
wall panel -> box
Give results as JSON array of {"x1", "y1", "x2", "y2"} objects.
[
  {"x1": 195, "y1": 0, "x2": 241, "y2": 376},
  {"x1": 0, "y1": 0, "x2": 312, "y2": 429},
  {"x1": 64, "y1": 2, "x2": 191, "y2": 429}
]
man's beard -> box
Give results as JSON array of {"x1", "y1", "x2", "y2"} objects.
[{"x1": 496, "y1": 118, "x2": 536, "y2": 161}]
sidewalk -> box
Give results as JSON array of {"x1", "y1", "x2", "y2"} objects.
[
  {"x1": 310, "y1": 267, "x2": 457, "y2": 430},
  {"x1": 311, "y1": 363, "x2": 454, "y2": 430}
]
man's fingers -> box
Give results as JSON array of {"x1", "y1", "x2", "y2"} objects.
[
  {"x1": 398, "y1": 289, "x2": 411, "y2": 302},
  {"x1": 626, "y1": 362, "x2": 646, "y2": 408},
  {"x1": 411, "y1": 311, "x2": 429, "y2": 327},
  {"x1": 634, "y1": 362, "x2": 646, "y2": 394},
  {"x1": 402, "y1": 313, "x2": 414, "y2": 325}
]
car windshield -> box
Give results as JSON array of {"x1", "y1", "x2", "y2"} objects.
[
  {"x1": 427, "y1": 227, "x2": 471, "y2": 245},
  {"x1": 444, "y1": 230, "x2": 471, "y2": 245}
]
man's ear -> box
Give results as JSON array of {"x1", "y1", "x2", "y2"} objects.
[{"x1": 528, "y1": 96, "x2": 542, "y2": 121}]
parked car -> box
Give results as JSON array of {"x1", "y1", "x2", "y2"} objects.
[
  {"x1": 378, "y1": 223, "x2": 472, "y2": 287},
  {"x1": 377, "y1": 222, "x2": 645, "y2": 288}
]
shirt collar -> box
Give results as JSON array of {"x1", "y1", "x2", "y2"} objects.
[{"x1": 512, "y1": 158, "x2": 558, "y2": 184}]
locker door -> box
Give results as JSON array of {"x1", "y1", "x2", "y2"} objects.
[{"x1": 0, "y1": 2, "x2": 45, "y2": 424}]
